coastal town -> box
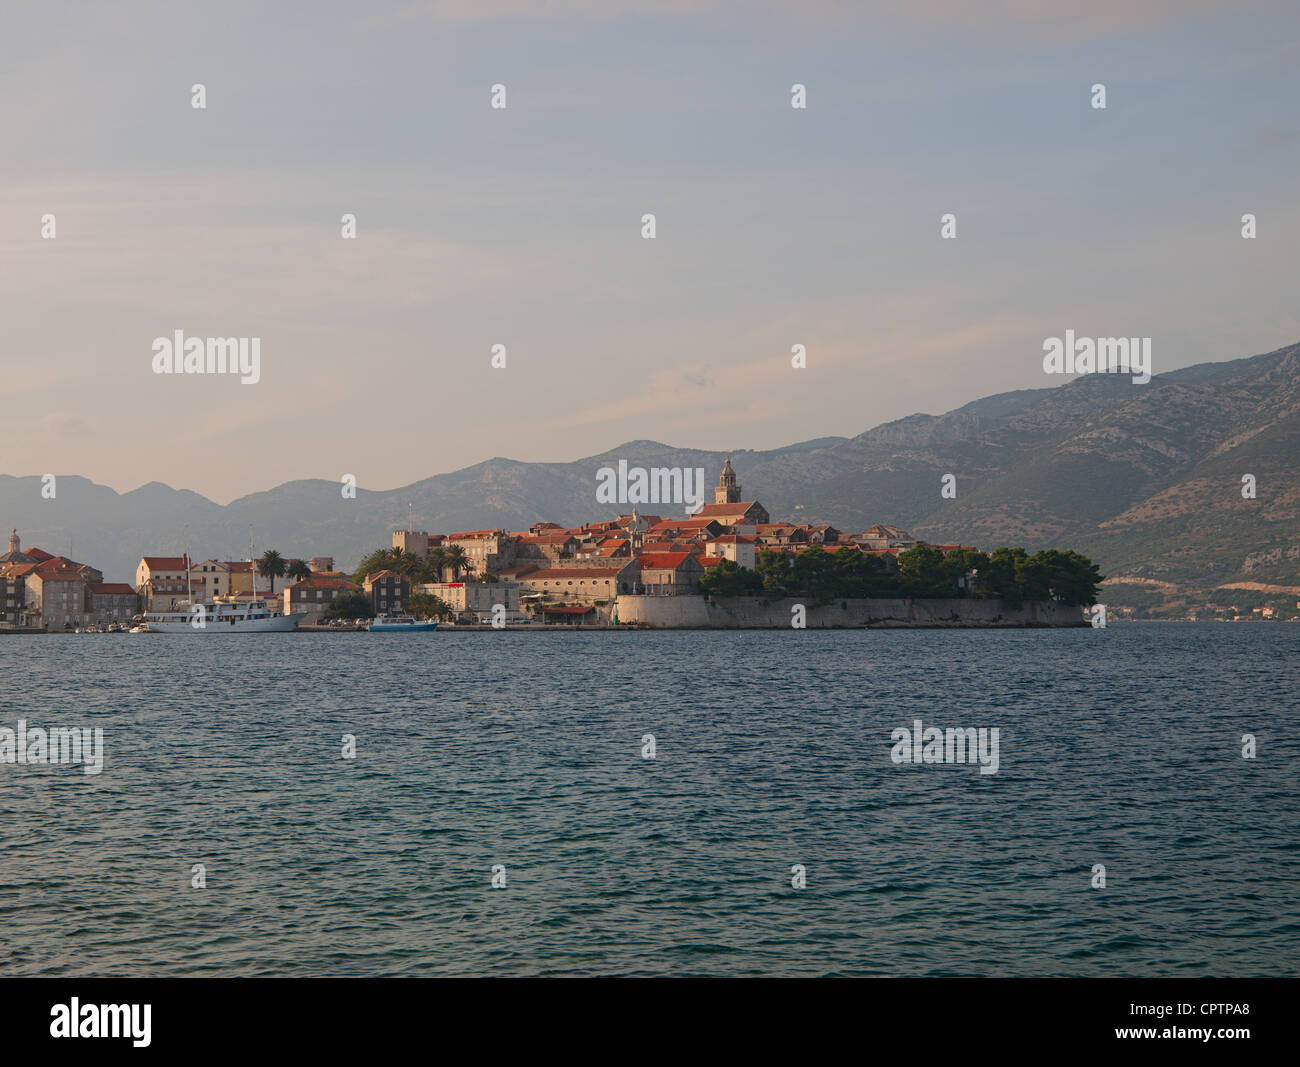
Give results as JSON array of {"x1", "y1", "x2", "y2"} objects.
[{"x1": 2, "y1": 459, "x2": 1117, "y2": 630}]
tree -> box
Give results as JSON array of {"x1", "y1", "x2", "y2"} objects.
[
  {"x1": 408, "y1": 592, "x2": 454, "y2": 620},
  {"x1": 286, "y1": 559, "x2": 312, "y2": 583},
  {"x1": 831, "y1": 545, "x2": 889, "y2": 596},
  {"x1": 444, "y1": 545, "x2": 471, "y2": 581},
  {"x1": 896, "y1": 545, "x2": 949, "y2": 595},
  {"x1": 790, "y1": 545, "x2": 840, "y2": 599},
  {"x1": 257, "y1": 549, "x2": 286, "y2": 593},
  {"x1": 424, "y1": 547, "x2": 447, "y2": 583},
  {"x1": 939, "y1": 548, "x2": 989, "y2": 592},
  {"x1": 351, "y1": 547, "x2": 399, "y2": 585},
  {"x1": 982, "y1": 547, "x2": 1029, "y2": 606},
  {"x1": 1014, "y1": 553, "x2": 1052, "y2": 604},
  {"x1": 755, "y1": 548, "x2": 791, "y2": 595},
  {"x1": 699, "y1": 560, "x2": 764, "y2": 597},
  {"x1": 967, "y1": 546, "x2": 1102, "y2": 606},
  {"x1": 324, "y1": 590, "x2": 372, "y2": 621},
  {"x1": 1031, "y1": 549, "x2": 1104, "y2": 605}
]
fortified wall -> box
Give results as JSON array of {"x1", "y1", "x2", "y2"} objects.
[{"x1": 615, "y1": 595, "x2": 1087, "y2": 628}]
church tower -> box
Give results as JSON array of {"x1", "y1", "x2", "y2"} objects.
[
  {"x1": 8, "y1": 530, "x2": 18, "y2": 555},
  {"x1": 715, "y1": 457, "x2": 741, "y2": 505}
]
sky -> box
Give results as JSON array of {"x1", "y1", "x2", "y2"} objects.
[{"x1": 1, "y1": 0, "x2": 1297, "y2": 503}]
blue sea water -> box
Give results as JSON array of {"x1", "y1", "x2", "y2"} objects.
[{"x1": 1, "y1": 624, "x2": 1297, "y2": 977}]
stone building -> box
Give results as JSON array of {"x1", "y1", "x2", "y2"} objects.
[
  {"x1": 364, "y1": 569, "x2": 410, "y2": 614},
  {"x1": 517, "y1": 561, "x2": 640, "y2": 611},
  {"x1": 692, "y1": 459, "x2": 770, "y2": 527},
  {"x1": 284, "y1": 575, "x2": 362, "y2": 620},
  {"x1": 419, "y1": 580, "x2": 522, "y2": 620},
  {"x1": 636, "y1": 551, "x2": 704, "y2": 594},
  {"x1": 87, "y1": 583, "x2": 140, "y2": 625}
]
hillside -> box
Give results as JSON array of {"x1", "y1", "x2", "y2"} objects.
[{"x1": 4, "y1": 341, "x2": 1298, "y2": 616}]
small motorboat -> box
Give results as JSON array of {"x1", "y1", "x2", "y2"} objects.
[{"x1": 367, "y1": 614, "x2": 438, "y2": 632}]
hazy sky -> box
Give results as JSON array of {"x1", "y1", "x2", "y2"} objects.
[{"x1": 2, "y1": 0, "x2": 1297, "y2": 503}]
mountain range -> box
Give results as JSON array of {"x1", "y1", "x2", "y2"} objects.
[{"x1": 5, "y1": 340, "x2": 1299, "y2": 615}]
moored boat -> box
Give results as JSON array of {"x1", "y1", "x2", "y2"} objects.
[
  {"x1": 145, "y1": 596, "x2": 305, "y2": 633},
  {"x1": 368, "y1": 614, "x2": 438, "y2": 632}
]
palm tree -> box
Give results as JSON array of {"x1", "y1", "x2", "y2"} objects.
[
  {"x1": 424, "y1": 547, "x2": 447, "y2": 583},
  {"x1": 286, "y1": 558, "x2": 311, "y2": 583},
  {"x1": 351, "y1": 547, "x2": 397, "y2": 584},
  {"x1": 258, "y1": 549, "x2": 286, "y2": 594},
  {"x1": 444, "y1": 545, "x2": 470, "y2": 581},
  {"x1": 392, "y1": 548, "x2": 424, "y2": 579}
]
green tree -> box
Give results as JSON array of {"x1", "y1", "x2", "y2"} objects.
[
  {"x1": 1031, "y1": 549, "x2": 1104, "y2": 605},
  {"x1": 896, "y1": 545, "x2": 949, "y2": 595},
  {"x1": 324, "y1": 589, "x2": 373, "y2": 621},
  {"x1": 699, "y1": 560, "x2": 765, "y2": 597},
  {"x1": 790, "y1": 545, "x2": 839, "y2": 599},
  {"x1": 286, "y1": 558, "x2": 312, "y2": 583},
  {"x1": 423, "y1": 547, "x2": 447, "y2": 583},
  {"x1": 831, "y1": 545, "x2": 889, "y2": 596},
  {"x1": 939, "y1": 548, "x2": 990, "y2": 592},
  {"x1": 257, "y1": 549, "x2": 286, "y2": 594},
  {"x1": 351, "y1": 547, "x2": 399, "y2": 584},
  {"x1": 983, "y1": 547, "x2": 1029, "y2": 607},
  {"x1": 408, "y1": 591, "x2": 453, "y2": 620},
  {"x1": 444, "y1": 544, "x2": 471, "y2": 581},
  {"x1": 755, "y1": 548, "x2": 791, "y2": 595}
]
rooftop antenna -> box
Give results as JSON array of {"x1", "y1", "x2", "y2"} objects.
[{"x1": 408, "y1": 501, "x2": 413, "y2": 533}]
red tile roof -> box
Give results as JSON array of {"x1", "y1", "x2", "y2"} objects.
[
  {"x1": 141, "y1": 555, "x2": 189, "y2": 570},
  {"x1": 290, "y1": 576, "x2": 359, "y2": 590},
  {"x1": 88, "y1": 583, "x2": 136, "y2": 595},
  {"x1": 694, "y1": 502, "x2": 760, "y2": 516},
  {"x1": 493, "y1": 565, "x2": 539, "y2": 579},
  {"x1": 638, "y1": 552, "x2": 695, "y2": 570},
  {"x1": 522, "y1": 568, "x2": 629, "y2": 580}
]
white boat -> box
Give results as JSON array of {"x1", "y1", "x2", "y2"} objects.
[
  {"x1": 368, "y1": 614, "x2": 438, "y2": 632},
  {"x1": 141, "y1": 532, "x2": 304, "y2": 633},
  {"x1": 145, "y1": 597, "x2": 304, "y2": 633}
]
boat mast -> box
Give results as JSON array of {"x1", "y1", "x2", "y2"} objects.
[
  {"x1": 185, "y1": 530, "x2": 193, "y2": 606},
  {"x1": 249, "y1": 527, "x2": 256, "y2": 602}
]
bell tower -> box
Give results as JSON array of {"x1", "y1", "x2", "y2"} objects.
[
  {"x1": 715, "y1": 457, "x2": 741, "y2": 505},
  {"x1": 8, "y1": 529, "x2": 19, "y2": 555}
]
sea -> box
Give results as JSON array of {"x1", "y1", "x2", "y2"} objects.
[{"x1": 1, "y1": 624, "x2": 1297, "y2": 977}]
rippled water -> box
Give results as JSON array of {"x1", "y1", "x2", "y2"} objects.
[{"x1": 1, "y1": 624, "x2": 1297, "y2": 976}]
